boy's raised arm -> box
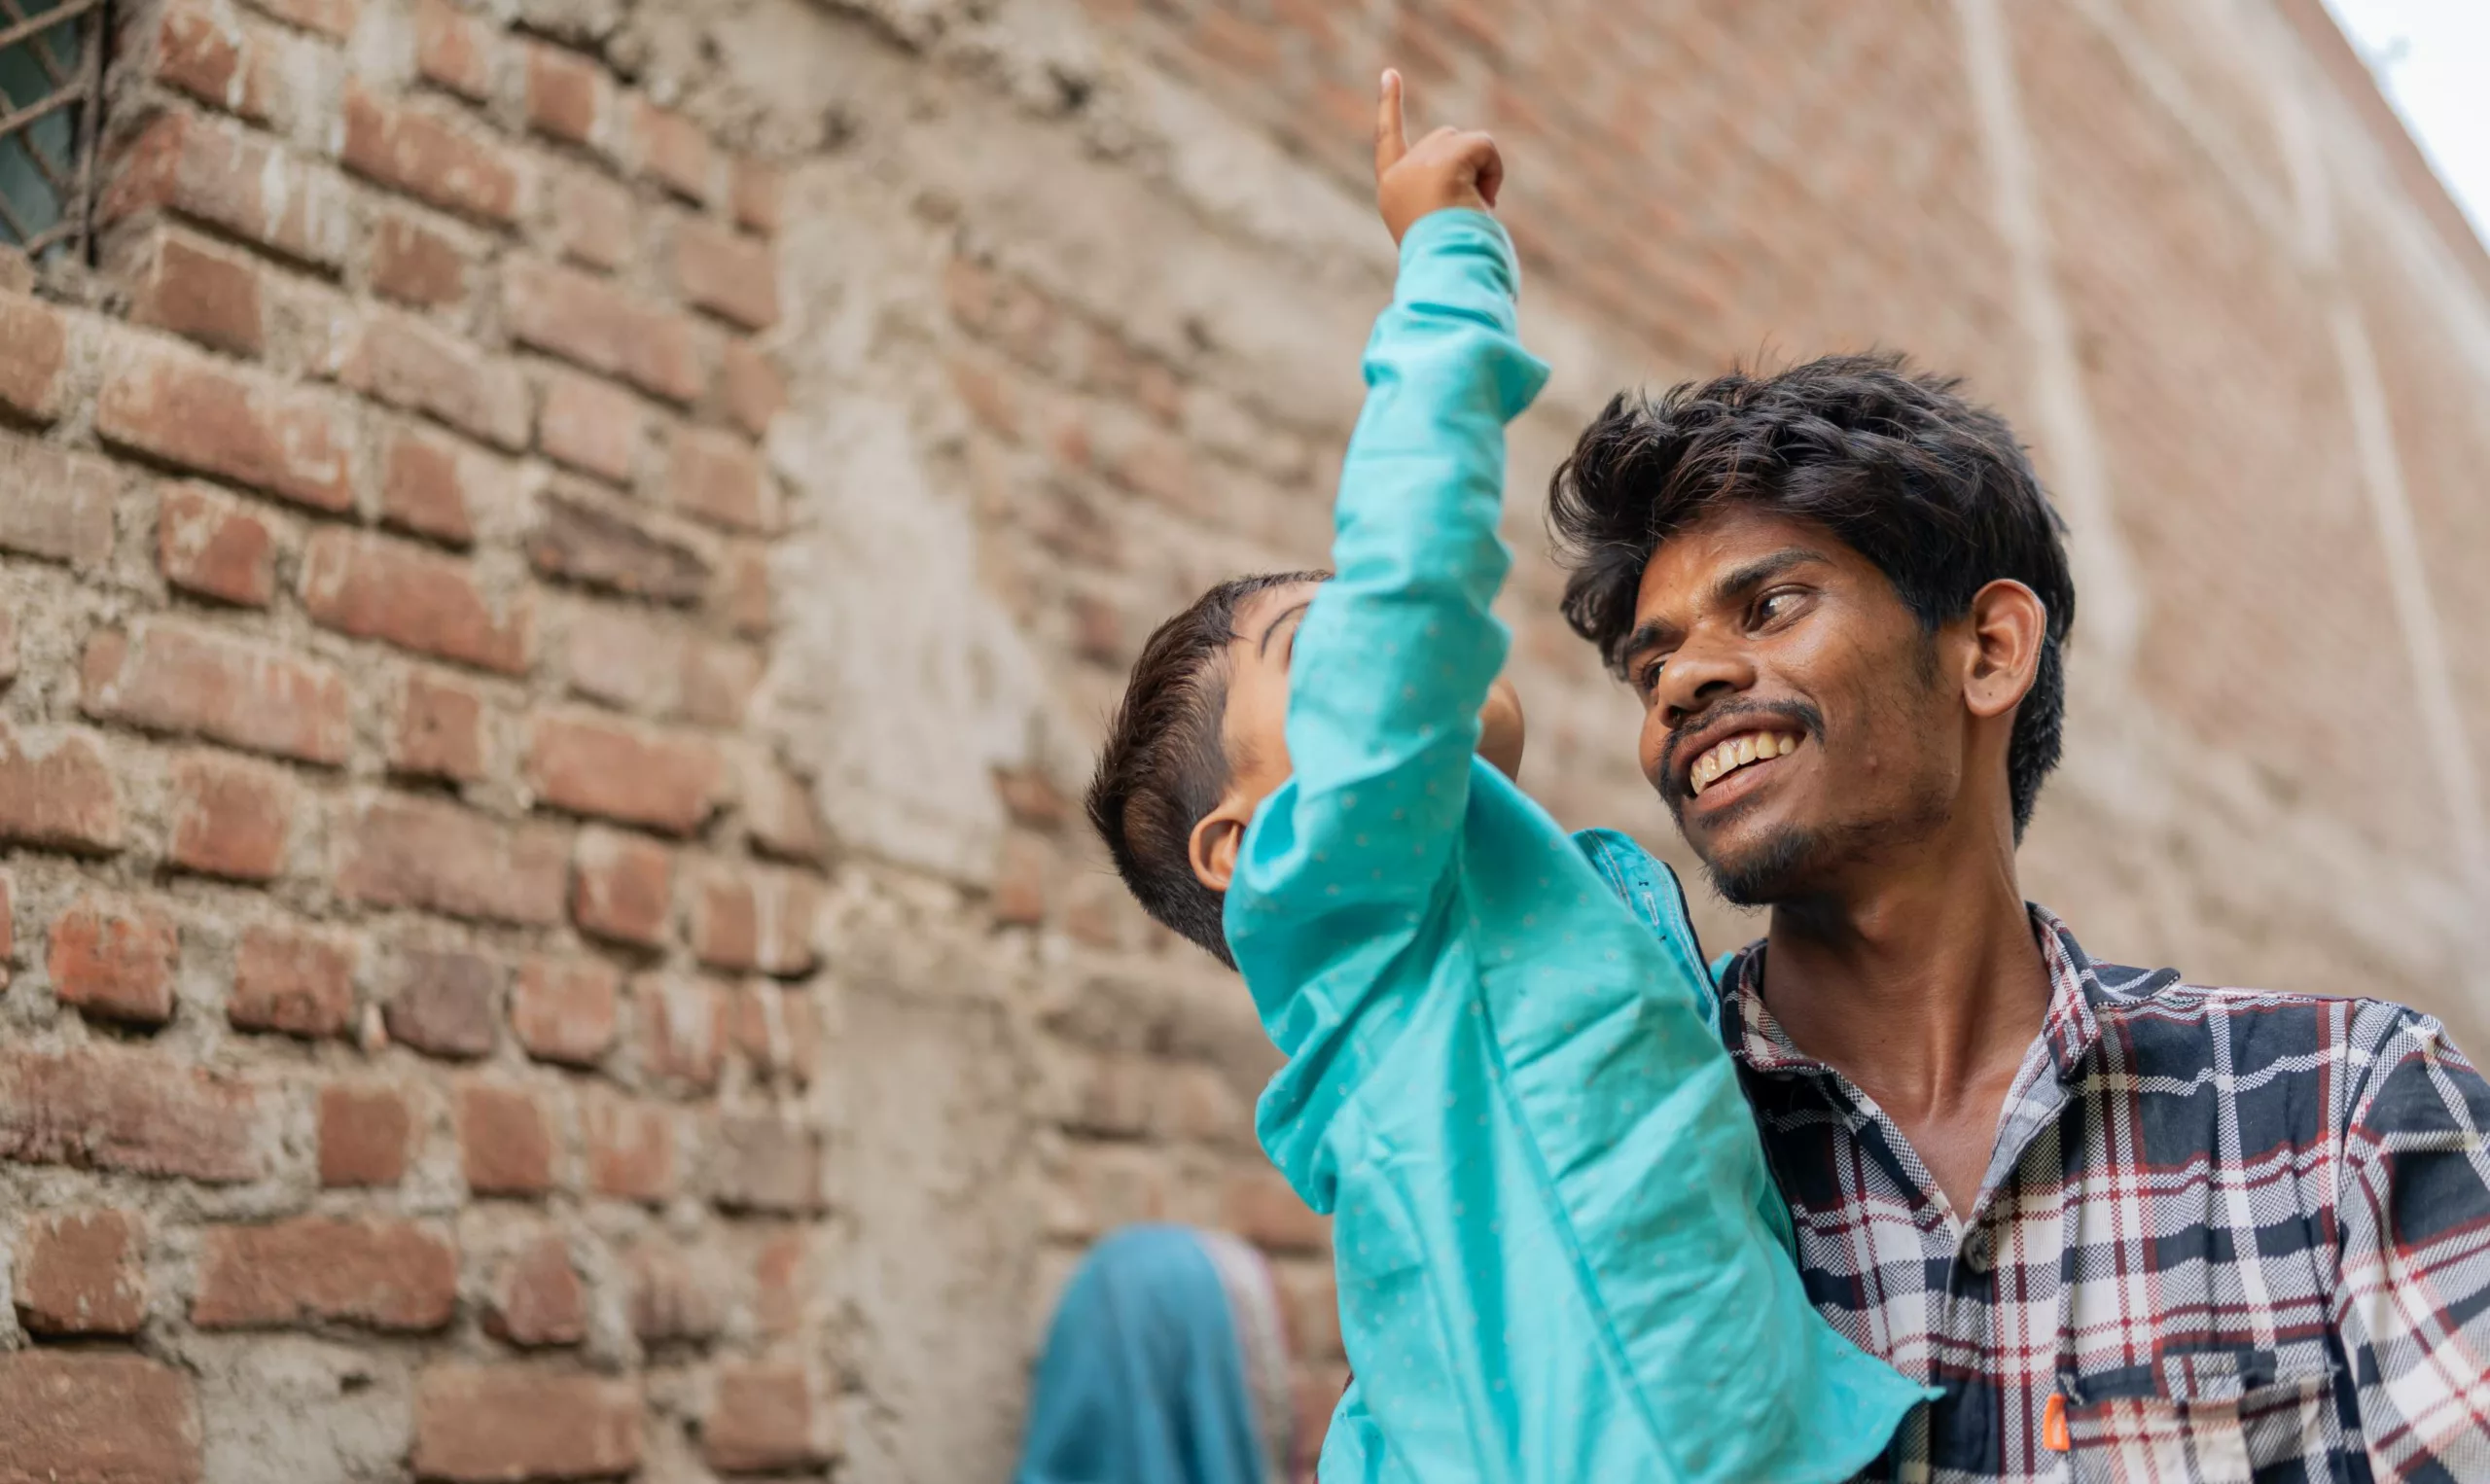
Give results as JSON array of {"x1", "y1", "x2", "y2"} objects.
[{"x1": 1227, "y1": 80, "x2": 1548, "y2": 981}]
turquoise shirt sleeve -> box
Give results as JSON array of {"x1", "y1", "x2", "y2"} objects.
[{"x1": 1226, "y1": 205, "x2": 1546, "y2": 1063}]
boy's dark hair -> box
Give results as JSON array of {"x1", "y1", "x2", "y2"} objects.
[
  {"x1": 1547, "y1": 352, "x2": 2076, "y2": 838},
  {"x1": 1086, "y1": 570, "x2": 1330, "y2": 967}
]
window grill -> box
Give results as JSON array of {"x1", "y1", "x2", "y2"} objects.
[{"x1": 0, "y1": 0, "x2": 105, "y2": 261}]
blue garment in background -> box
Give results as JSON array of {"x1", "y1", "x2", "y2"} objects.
[{"x1": 1016, "y1": 1225, "x2": 1290, "y2": 1484}]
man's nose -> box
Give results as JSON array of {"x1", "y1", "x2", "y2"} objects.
[{"x1": 1654, "y1": 632, "x2": 1755, "y2": 730}]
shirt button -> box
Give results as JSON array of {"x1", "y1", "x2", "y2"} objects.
[{"x1": 1962, "y1": 1226, "x2": 1995, "y2": 1274}]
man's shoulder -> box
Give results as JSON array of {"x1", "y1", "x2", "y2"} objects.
[{"x1": 2080, "y1": 960, "x2": 2462, "y2": 1090}]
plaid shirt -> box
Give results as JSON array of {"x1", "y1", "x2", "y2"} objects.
[{"x1": 1720, "y1": 906, "x2": 2490, "y2": 1483}]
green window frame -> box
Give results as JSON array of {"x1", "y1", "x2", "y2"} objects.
[{"x1": 0, "y1": 0, "x2": 106, "y2": 261}]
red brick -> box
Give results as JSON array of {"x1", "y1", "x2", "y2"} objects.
[
  {"x1": 539, "y1": 370, "x2": 644, "y2": 482},
  {"x1": 992, "y1": 829, "x2": 1053, "y2": 926},
  {"x1": 0, "y1": 437, "x2": 115, "y2": 567},
  {"x1": 384, "y1": 945, "x2": 501, "y2": 1059},
  {"x1": 667, "y1": 427, "x2": 774, "y2": 532},
  {"x1": 251, "y1": 0, "x2": 358, "y2": 39},
  {"x1": 157, "y1": 1, "x2": 278, "y2": 123},
  {"x1": 49, "y1": 895, "x2": 180, "y2": 1027},
  {"x1": 525, "y1": 44, "x2": 609, "y2": 146},
  {"x1": 1224, "y1": 1165, "x2": 1327, "y2": 1254},
  {"x1": 730, "y1": 981, "x2": 820, "y2": 1084},
  {"x1": 584, "y1": 1095, "x2": 674, "y2": 1203},
  {"x1": 564, "y1": 603, "x2": 685, "y2": 715},
  {"x1": 84, "y1": 621, "x2": 350, "y2": 764},
  {"x1": 719, "y1": 340, "x2": 785, "y2": 437},
  {"x1": 672, "y1": 221, "x2": 779, "y2": 332},
  {"x1": 0, "y1": 722, "x2": 124, "y2": 854},
  {"x1": 0, "y1": 1046, "x2": 266, "y2": 1183},
  {"x1": 635, "y1": 973, "x2": 727, "y2": 1089},
  {"x1": 751, "y1": 1230, "x2": 804, "y2": 1336},
  {"x1": 484, "y1": 1231, "x2": 585, "y2": 1346},
  {"x1": 167, "y1": 749, "x2": 299, "y2": 881},
  {"x1": 15, "y1": 1210, "x2": 144, "y2": 1336},
  {"x1": 338, "y1": 793, "x2": 568, "y2": 925},
  {"x1": 705, "y1": 1364, "x2": 828, "y2": 1473},
  {"x1": 457, "y1": 1081, "x2": 555, "y2": 1195},
  {"x1": 624, "y1": 1239, "x2": 719, "y2": 1340},
  {"x1": 742, "y1": 760, "x2": 825, "y2": 864},
  {"x1": 680, "y1": 638, "x2": 761, "y2": 726},
  {"x1": 507, "y1": 259, "x2": 706, "y2": 405},
  {"x1": 131, "y1": 230, "x2": 265, "y2": 358},
  {"x1": 392, "y1": 667, "x2": 489, "y2": 782},
  {"x1": 158, "y1": 483, "x2": 277, "y2": 608},
  {"x1": 341, "y1": 84, "x2": 522, "y2": 225},
  {"x1": 711, "y1": 1114, "x2": 822, "y2": 1214},
  {"x1": 528, "y1": 712, "x2": 722, "y2": 834},
  {"x1": 102, "y1": 111, "x2": 352, "y2": 266},
  {"x1": 412, "y1": 1366, "x2": 640, "y2": 1483},
  {"x1": 336, "y1": 308, "x2": 532, "y2": 450},
  {"x1": 0, "y1": 290, "x2": 66, "y2": 423},
  {"x1": 381, "y1": 425, "x2": 486, "y2": 547},
  {"x1": 633, "y1": 100, "x2": 714, "y2": 202},
  {"x1": 96, "y1": 339, "x2": 352, "y2": 512},
  {"x1": 730, "y1": 157, "x2": 781, "y2": 234},
  {"x1": 715, "y1": 539, "x2": 772, "y2": 637},
  {"x1": 302, "y1": 528, "x2": 533, "y2": 674},
  {"x1": 549, "y1": 168, "x2": 634, "y2": 272},
  {"x1": 993, "y1": 766, "x2": 1068, "y2": 828},
  {"x1": 570, "y1": 827, "x2": 673, "y2": 946},
  {"x1": 0, "y1": 1354, "x2": 199, "y2": 1484},
  {"x1": 372, "y1": 211, "x2": 471, "y2": 307},
  {"x1": 231, "y1": 922, "x2": 356, "y2": 1038},
  {"x1": 689, "y1": 864, "x2": 818, "y2": 977},
  {"x1": 412, "y1": 0, "x2": 493, "y2": 99},
  {"x1": 526, "y1": 488, "x2": 713, "y2": 603},
  {"x1": 194, "y1": 1217, "x2": 456, "y2": 1330},
  {"x1": 317, "y1": 1081, "x2": 410, "y2": 1186},
  {"x1": 511, "y1": 956, "x2": 619, "y2": 1067}
]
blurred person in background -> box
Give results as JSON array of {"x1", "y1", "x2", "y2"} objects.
[{"x1": 1015, "y1": 1224, "x2": 1298, "y2": 1484}]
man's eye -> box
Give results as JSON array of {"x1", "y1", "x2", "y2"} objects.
[
  {"x1": 1635, "y1": 657, "x2": 1666, "y2": 695},
  {"x1": 1754, "y1": 590, "x2": 1802, "y2": 626}
]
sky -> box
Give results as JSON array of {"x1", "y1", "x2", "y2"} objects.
[{"x1": 2322, "y1": 0, "x2": 2490, "y2": 243}]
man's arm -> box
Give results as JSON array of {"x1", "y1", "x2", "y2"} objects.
[{"x1": 2332, "y1": 1007, "x2": 2490, "y2": 1476}]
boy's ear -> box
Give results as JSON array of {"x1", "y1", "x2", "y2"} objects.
[{"x1": 1188, "y1": 798, "x2": 1252, "y2": 895}]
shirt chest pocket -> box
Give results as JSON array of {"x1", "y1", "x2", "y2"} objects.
[{"x1": 2060, "y1": 1353, "x2": 2339, "y2": 1484}]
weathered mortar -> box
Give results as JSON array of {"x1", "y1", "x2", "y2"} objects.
[{"x1": 0, "y1": 1, "x2": 2483, "y2": 1482}]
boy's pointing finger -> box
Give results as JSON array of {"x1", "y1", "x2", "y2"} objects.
[{"x1": 1374, "y1": 69, "x2": 1407, "y2": 179}]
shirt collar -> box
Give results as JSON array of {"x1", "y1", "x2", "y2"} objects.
[{"x1": 1719, "y1": 903, "x2": 2125, "y2": 1084}]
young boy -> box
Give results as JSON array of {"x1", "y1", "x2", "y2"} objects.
[{"x1": 1086, "y1": 75, "x2": 1928, "y2": 1480}]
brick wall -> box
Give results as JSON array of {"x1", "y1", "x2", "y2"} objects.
[{"x1": 1, "y1": 1, "x2": 2485, "y2": 1482}]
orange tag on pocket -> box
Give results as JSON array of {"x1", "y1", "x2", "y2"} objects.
[{"x1": 2042, "y1": 1393, "x2": 2070, "y2": 1452}]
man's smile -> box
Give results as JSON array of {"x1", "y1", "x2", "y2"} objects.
[{"x1": 1689, "y1": 729, "x2": 1802, "y2": 797}]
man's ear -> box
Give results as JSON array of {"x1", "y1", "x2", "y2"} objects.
[
  {"x1": 1962, "y1": 579, "x2": 2047, "y2": 722},
  {"x1": 1188, "y1": 797, "x2": 1254, "y2": 895}
]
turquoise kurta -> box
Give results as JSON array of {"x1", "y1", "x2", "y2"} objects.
[{"x1": 1224, "y1": 210, "x2": 1929, "y2": 1482}]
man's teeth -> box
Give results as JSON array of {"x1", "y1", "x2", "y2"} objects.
[{"x1": 1690, "y1": 731, "x2": 1799, "y2": 795}]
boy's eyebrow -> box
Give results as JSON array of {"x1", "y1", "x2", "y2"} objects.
[
  {"x1": 1618, "y1": 548, "x2": 1831, "y2": 660},
  {"x1": 1257, "y1": 601, "x2": 1313, "y2": 655}
]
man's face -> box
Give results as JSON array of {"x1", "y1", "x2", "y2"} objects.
[{"x1": 1621, "y1": 506, "x2": 1961, "y2": 904}]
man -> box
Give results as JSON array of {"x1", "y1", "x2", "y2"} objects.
[{"x1": 1547, "y1": 354, "x2": 2490, "y2": 1480}]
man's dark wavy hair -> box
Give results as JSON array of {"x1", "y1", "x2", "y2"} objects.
[
  {"x1": 1547, "y1": 353, "x2": 2077, "y2": 838},
  {"x1": 1086, "y1": 571, "x2": 1329, "y2": 967}
]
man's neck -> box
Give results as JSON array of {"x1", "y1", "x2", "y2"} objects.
[{"x1": 1757, "y1": 822, "x2": 2051, "y2": 1131}]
